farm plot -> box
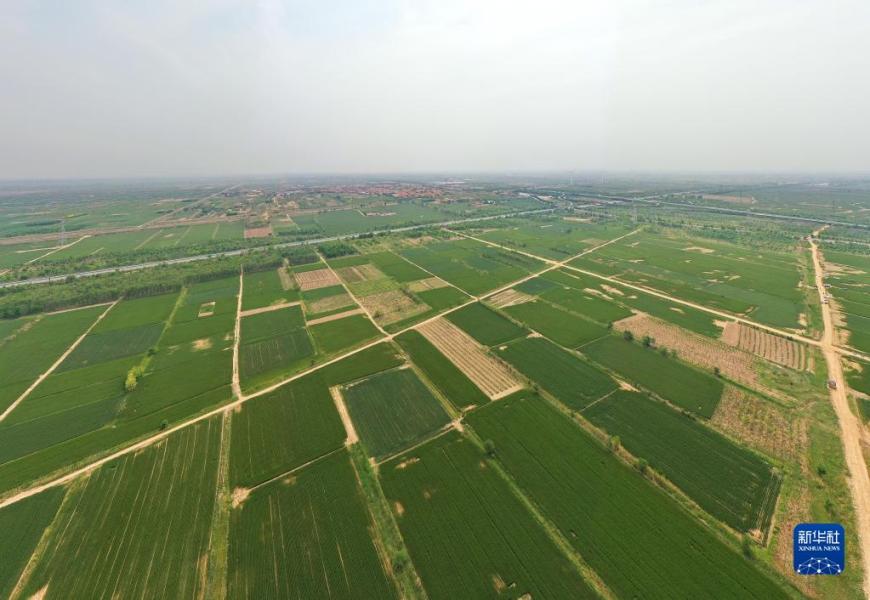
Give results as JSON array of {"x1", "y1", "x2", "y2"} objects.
[
  {"x1": 446, "y1": 302, "x2": 527, "y2": 346},
  {"x1": 399, "y1": 238, "x2": 543, "y2": 296},
  {"x1": 57, "y1": 321, "x2": 164, "y2": 371},
  {"x1": 496, "y1": 337, "x2": 616, "y2": 409},
  {"x1": 359, "y1": 289, "x2": 429, "y2": 326},
  {"x1": 721, "y1": 321, "x2": 808, "y2": 370},
  {"x1": 0, "y1": 487, "x2": 65, "y2": 599},
  {"x1": 341, "y1": 367, "x2": 450, "y2": 460},
  {"x1": 309, "y1": 313, "x2": 380, "y2": 355},
  {"x1": 503, "y1": 299, "x2": 608, "y2": 348},
  {"x1": 16, "y1": 416, "x2": 222, "y2": 600},
  {"x1": 412, "y1": 286, "x2": 468, "y2": 313},
  {"x1": 304, "y1": 286, "x2": 356, "y2": 317},
  {"x1": 239, "y1": 305, "x2": 313, "y2": 385},
  {"x1": 294, "y1": 267, "x2": 341, "y2": 291},
  {"x1": 317, "y1": 342, "x2": 405, "y2": 387},
  {"x1": 585, "y1": 390, "x2": 781, "y2": 534},
  {"x1": 230, "y1": 374, "x2": 346, "y2": 488},
  {"x1": 396, "y1": 331, "x2": 488, "y2": 409},
  {"x1": 228, "y1": 449, "x2": 397, "y2": 599},
  {"x1": 465, "y1": 395, "x2": 790, "y2": 600},
  {"x1": 823, "y1": 249, "x2": 870, "y2": 353},
  {"x1": 583, "y1": 336, "x2": 724, "y2": 418},
  {"x1": 712, "y1": 386, "x2": 808, "y2": 462},
  {"x1": 418, "y1": 319, "x2": 521, "y2": 399},
  {"x1": 488, "y1": 287, "x2": 535, "y2": 308},
  {"x1": 0, "y1": 305, "x2": 104, "y2": 414},
  {"x1": 408, "y1": 276, "x2": 449, "y2": 292},
  {"x1": 381, "y1": 431, "x2": 597, "y2": 599},
  {"x1": 90, "y1": 292, "x2": 177, "y2": 333},
  {"x1": 242, "y1": 268, "x2": 298, "y2": 311}
]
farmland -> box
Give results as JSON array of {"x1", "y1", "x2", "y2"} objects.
[
  {"x1": 465, "y1": 394, "x2": 790, "y2": 599},
  {"x1": 583, "y1": 335, "x2": 724, "y2": 418},
  {"x1": 230, "y1": 375, "x2": 345, "y2": 487},
  {"x1": 496, "y1": 336, "x2": 616, "y2": 409},
  {"x1": 0, "y1": 176, "x2": 866, "y2": 598},
  {"x1": 445, "y1": 301, "x2": 527, "y2": 346},
  {"x1": 380, "y1": 431, "x2": 598, "y2": 599},
  {"x1": 341, "y1": 367, "x2": 451, "y2": 460},
  {"x1": 16, "y1": 416, "x2": 223, "y2": 599},
  {"x1": 395, "y1": 330, "x2": 489, "y2": 408},
  {"x1": 228, "y1": 449, "x2": 397, "y2": 599},
  {"x1": 585, "y1": 390, "x2": 781, "y2": 534}
]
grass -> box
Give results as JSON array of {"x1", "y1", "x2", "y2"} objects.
[
  {"x1": 227, "y1": 449, "x2": 398, "y2": 599},
  {"x1": 342, "y1": 368, "x2": 450, "y2": 460},
  {"x1": 309, "y1": 314, "x2": 380, "y2": 355},
  {"x1": 583, "y1": 336, "x2": 724, "y2": 418},
  {"x1": 18, "y1": 416, "x2": 222, "y2": 599},
  {"x1": 465, "y1": 394, "x2": 790, "y2": 600},
  {"x1": 380, "y1": 430, "x2": 598, "y2": 599},
  {"x1": 446, "y1": 302, "x2": 527, "y2": 346},
  {"x1": 0, "y1": 486, "x2": 66, "y2": 599},
  {"x1": 230, "y1": 374, "x2": 345, "y2": 487},
  {"x1": 585, "y1": 390, "x2": 781, "y2": 534},
  {"x1": 395, "y1": 330, "x2": 488, "y2": 409},
  {"x1": 496, "y1": 337, "x2": 616, "y2": 409},
  {"x1": 504, "y1": 300, "x2": 608, "y2": 348}
]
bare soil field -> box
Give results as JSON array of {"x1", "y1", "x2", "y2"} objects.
[
  {"x1": 198, "y1": 301, "x2": 216, "y2": 317},
  {"x1": 336, "y1": 264, "x2": 385, "y2": 283},
  {"x1": 408, "y1": 276, "x2": 450, "y2": 292},
  {"x1": 721, "y1": 321, "x2": 809, "y2": 370},
  {"x1": 239, "y1": 301, "x2": 300, "y2": 318},
  {"x1": 418, "y1": 319, "x2": 521, "y2": 399},
  {"x1": 307, "y1": 293, "x2": 354, "y2": 315},
  {"x1": 489, "y1": 288, "x2": 534, "y2": 308},
  {"x1": 711, "y1": 386, "x2": 807, "y2": 462},
  {"x1": 295, "y1": 267, "x2": 341, "y2": 291},
  {"x1": 243, "y1": 226, "x2": 272, "y2": 239},
  {"x1": 359, "y1": 290, "x2": 428, "y2": 325}
]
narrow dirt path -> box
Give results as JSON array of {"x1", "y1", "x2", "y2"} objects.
[
  {"x1": 329, "y1": 386, "x2": 359, "y2": 445},
  {"x1": 0, "y1": 299, "x2": 119, "y2": 423},
  {"x1": 238, "y1": 301, "x2": 300, "y2": 318},
  {"x1": 811, "y1": 231, "x2": 870, "y2": 598},
  {"x1": 231, "y1": 270, "x2": 243, "y2": 400},
  {"x1": 26, "y1": 235, "x2": 90, "y2": 264}
]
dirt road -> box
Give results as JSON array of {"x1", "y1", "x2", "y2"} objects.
[
  {"x1": 811, "y1": 232, "x2": 870, "y2": 597},
  {"x1": 231, "y1": 271, "x2": 243, "y2": 400}
]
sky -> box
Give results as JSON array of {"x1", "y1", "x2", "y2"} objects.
[{"x1": 1, "y1": 0, "x2": 868, "y2": 178}]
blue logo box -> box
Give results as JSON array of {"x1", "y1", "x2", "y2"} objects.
[{"x1": 794, "y1": 523, "x2": 845, "y2": 575}]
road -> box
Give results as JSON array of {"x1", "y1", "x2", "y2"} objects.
[
  {"x1": 810, "y1": 230, "x2": 870, "y2": 598},
  {"x1": 0, "y1": 227, "x2": 635, "y2": 510},
  {"x1": 0, "y1": 207, "x2": 555, "y2": 289}
]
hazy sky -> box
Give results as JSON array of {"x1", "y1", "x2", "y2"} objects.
[{"x1": 2, "y1": 1, "x2": 868, "y2": 178}]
